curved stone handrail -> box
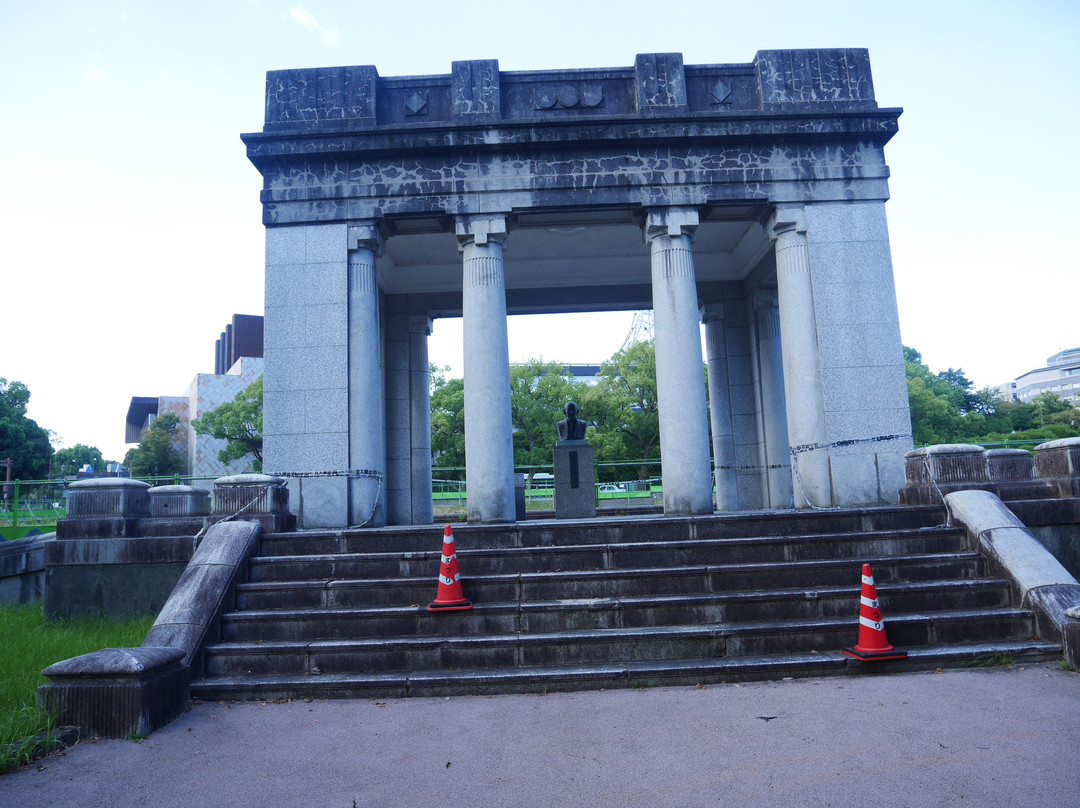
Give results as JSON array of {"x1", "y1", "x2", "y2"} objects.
[{"x1": 944, "y1": 490, "x2": 1080, "y2": 647}]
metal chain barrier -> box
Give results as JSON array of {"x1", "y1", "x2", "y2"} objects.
[{"x1": 265, "y1": 469, "x2": 384, "y2": 529}]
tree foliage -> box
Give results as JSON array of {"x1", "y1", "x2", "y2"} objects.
[
  {"x1": 903, "y1": 346, "x2": 1080, "y2": 446},
  {"x1": 581, "y1": 340, "x2": 662, "y2": 468},
  {"x1": 509, "y1": 360, "x2": 587, "y2": 471},
  {"x1": 123, "y1": 412, "x2": 185, "y2": 477},
  {"x1": 430, "y1": 372, "x2": 465, "y2": 469},
  {"x1": 191, "y1": 376, "x2": 263, "y2": 471},
  {"x1": 53, "y1": 444, "x2": 106, "y2": 475},
  {"x1": 0, "y1": 378, "x2": 53, "y2": 480}
]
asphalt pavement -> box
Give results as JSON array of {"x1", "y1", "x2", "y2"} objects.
[{"x1": 2, "y1": 664, "x2": 1078, "y2": 807}]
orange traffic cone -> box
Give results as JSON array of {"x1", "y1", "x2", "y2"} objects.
[
  {"x1": 842, "y1": 563, "x2": 907, "y2": 661},
  {"x1": 427, "y1": 524, "x2": 472, "y2": 612}
]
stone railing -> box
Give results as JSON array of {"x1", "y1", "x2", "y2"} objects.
[
  {"x1": 900, "y1": 438, "x2": 1080, "y2": 506},
  {"x1": 37, "y1": 474, "x2": 290, "y2": 738}
]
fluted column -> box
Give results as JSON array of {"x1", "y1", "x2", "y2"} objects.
[
  {"x1": 457, "y1": 216, "x2": 516, "y2": 523},
  {"x1": 771, "y1": 208, "x2": 832, "y2": 508},
  {"x1": 347, "y1": 222, "x2": 387, "y2": 526},
  {"x1": 701, "y1": 304, "x2": 737, "y2": 511},
  {"x1": 754, "y1": 290, "x2": 794, "y2": 508},
  {"x1": 645, "y1": 207, "x2": 713, "y2": 515}
]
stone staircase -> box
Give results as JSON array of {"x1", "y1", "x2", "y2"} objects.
[{"x1": 189, "y1": 506, "x2": 1061, "y2": 700}]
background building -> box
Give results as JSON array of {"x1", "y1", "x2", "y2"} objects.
[
  {"x1": 999, "y1": 348, "x2": 1080, "y2": 404},
  {"x1": 125, "y1": 315, "x2": 264, "y2": 481}
]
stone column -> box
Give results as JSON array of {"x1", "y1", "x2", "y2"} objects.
[
  {"x1": 383, "y1": 312, "x2": 411, "y2": 525},
  {"x1": 347, "y1": 223, "x2": 387, "y2": 526},
  {"x1": 771, "y1": 208, "x2": 832, "y2": 508},
  {"x1": 701, "y1": 304, "x2": 737, "y2": 511},
  {"x1": 753, "y1": 290, "x2": 793, "y2": 508},
  {"x1": 645, "y1": 207, "x2": 713, "y2": 515},
  {"x1": 456, "y1": 216, "x2": 516, "y2": 523},
  {"x1": 408, "y1": 315, "x2": 434, "y2": 524}
]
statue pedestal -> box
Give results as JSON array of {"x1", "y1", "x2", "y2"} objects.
[{"x1": 554, "y1": 440, "x2": 596, "y2": 519}]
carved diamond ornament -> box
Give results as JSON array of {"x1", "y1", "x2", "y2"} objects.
[
  {"x1": 404, "y1": 91, "x2": 428, "y2": 115},
  {"x1": 709, "y1": 79, "x2": 732, "y2": 105}
]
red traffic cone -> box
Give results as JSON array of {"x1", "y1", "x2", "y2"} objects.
[
  {"x1": 427, "y1": 525, "x2": 472, "y2": 612},
  {"x1": 842, "y1": 563, "x2": 907, "y2": 661}
]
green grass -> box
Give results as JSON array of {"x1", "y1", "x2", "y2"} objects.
[
  {"x1": 1059, "y1": 659, "x2": 1077, "y2": 673},
  {"x1": 0, "y1": 602, "x2": 155, "y2": 774}
]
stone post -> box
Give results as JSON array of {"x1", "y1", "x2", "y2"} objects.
[
  {"x1": 771, "y1": 207, "x2": 832, "y2": 508},
  {"x1": 457, "y1": 216, "x2": 516, "y2": 523},
  {"x1": 701, "y1": 304, "x2": 737, "y2": 511},
  {"x1": 754, "y1": 290, "x2": 793, "y2": 508},
  {"x1": 347, "y1": 223, "x2": 387, "y2": 527},
  {"x1": 645, "y1": 207, "x2": 713, "y2": 515},
  {"x1": 409, "y1": 315, "x2": 435, "y2": 524}
]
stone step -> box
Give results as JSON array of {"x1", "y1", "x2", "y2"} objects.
[
  {"x1": 246, "y1": 527, "x2": 968, "y2": 582},
  {"x1": 190, "y1": 640, "x2": 1062, "y2": 701},
  {"x1": 259, "y1": 507, "x2": 949, "y2": 556},
  {"x1": 202, "y1": 607, "x2": 1036, "y2": 677},
  {"x1": 235, "y1": 552, "x2": 986, "y2": 610},
  {"x1": 220, "y1": 579, "x2": 1012, "y2": 642}
]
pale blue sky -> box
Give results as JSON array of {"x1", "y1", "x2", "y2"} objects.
[{"x1": 1, "y1": 0, "x2": 1077, "y2": 463}]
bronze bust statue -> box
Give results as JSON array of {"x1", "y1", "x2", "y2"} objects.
[{"x1": 556, "y1": 401, "x2": 587, "y2": 441}]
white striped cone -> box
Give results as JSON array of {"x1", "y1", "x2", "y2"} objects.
[
  {"x1": 842, "y1": 563, "x2": 906, "y2": 661},
  {"x1": 428, "y1": 524, "x2": 472, "y2": 611}
]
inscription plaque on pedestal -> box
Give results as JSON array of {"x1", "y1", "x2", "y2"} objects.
[{"x1": 554, "y1": 440, "x2": 596, "y2": 519}]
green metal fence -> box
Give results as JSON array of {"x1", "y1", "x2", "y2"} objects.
[{"x1": 433, "y1": 460, "x2": 664, "y2": 515}]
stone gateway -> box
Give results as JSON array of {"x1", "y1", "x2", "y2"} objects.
[{"x1": 242, "y1": 50, "x2": 913, "y2": 528}]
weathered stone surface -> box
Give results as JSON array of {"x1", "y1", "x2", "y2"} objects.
[
  {"x1": 0, "y1": 534, "x2": 46, "y2": 605},
  {"x1": 212, "y1": 474, "x2": 289, "y2": 516},
  {"x1": 985, "y1": 449, "x2": 1034, "y2": 481},
  {"x1": 143, "y1": 520, "x2": 262, "y2": 670},
  {"x1": 945, "y1": 490, "x2": 1080, "y2": 641},
  {"x1": 66, "y1": 478, "x2": 151, "y2": 518},
  {"x1": 38, "y1": 646, "x2": 189, "y2": 739},
  {"x1": 554, "y1": 441, "x2": 596, "y2": 519},
  {"x1": 149, "y1": 485, "x2": 211, "y2": 518}
]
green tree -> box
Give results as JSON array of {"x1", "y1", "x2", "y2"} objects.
[
  {"x1": 123, "y1": 413, "x2": 185, "y2": 477},
  {"x1": 581, "y1": 340, "x2": 662, "y2": 474},
  {"x1": 191, "y1": 376, "x2": 263, "y2": 471},
  {"x1": 430, "y1": 375, "x2": 465, "y2": 469},
  {"x1": 53, "y1": 444, "x2": 106, "y2": 475},
  {"x1": 0, "y1": 378, "x2": 53, "y2": 479},
  {"x1": 509, "y1": 360, "x2": 587, "y2": 473}
]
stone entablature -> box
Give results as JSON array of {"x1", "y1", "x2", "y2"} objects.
[
  {"x1": 260, "y1": 51, "x2": 878, "y2": 131},
  {"x1": 243, "y1": 51, "x2": 899, "y2": 228}
]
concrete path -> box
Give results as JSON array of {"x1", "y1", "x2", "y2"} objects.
[{"x1": 3, "y1": 664, "x2": 1078, "y2": 807}]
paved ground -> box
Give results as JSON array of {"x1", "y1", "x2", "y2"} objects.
[{"x1": 2, "y1": 664, "x2": 1078, "y2": 807}]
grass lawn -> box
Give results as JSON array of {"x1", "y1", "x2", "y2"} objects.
[{"x1": 0, "y1": 602, "x2": 155, "y2": 774}]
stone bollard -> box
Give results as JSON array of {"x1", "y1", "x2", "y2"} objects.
[
  {"x1": 985, "y1": 448, "x2": 1035, "y2": 481},
  {"x1": 149, "y1": 485, "x2": 211, "y2": 518},
  {"x1": 900, "y1": 445, "x2": 987, "y2": 505},
  {"x1": 1034, "y1": 438, "x2": 1080, "y2": 497},
  {"x1": 58, "y1": 478, "x2": 151, "y2": 539},
  {"x1": 212, "y1": 474, "x2": 294, "y2": 532}
]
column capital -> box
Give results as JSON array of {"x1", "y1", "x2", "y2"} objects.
[
  {"x1": 767, "y1": 206, "x2": 806, "y2": 239},
  {"x1": 408, "y1": 315, "x2": 433, "y2": 336},
  {"x1": 643, "y1": 206, "x2": 699, "y2": 244},
  {"x1": 455, "y1": 215, "x2": 508, "y2": 250},
  {"x1": 699, "y1": 302, "x2": 725, "y2": 324},
  {"x1": 348, "y1": 221, "x2": 384, "y2": 256}
]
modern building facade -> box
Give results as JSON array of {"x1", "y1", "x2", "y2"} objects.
[
  {"x1": 126, "y1": 316, "x2": 265, "y2": 481},
  {"x1": 243, "y1": 50, "x2": 913, "y2": 528},
  {"x1": 1000, "y1": 348, "x2": 1080, "y2": 404}
]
